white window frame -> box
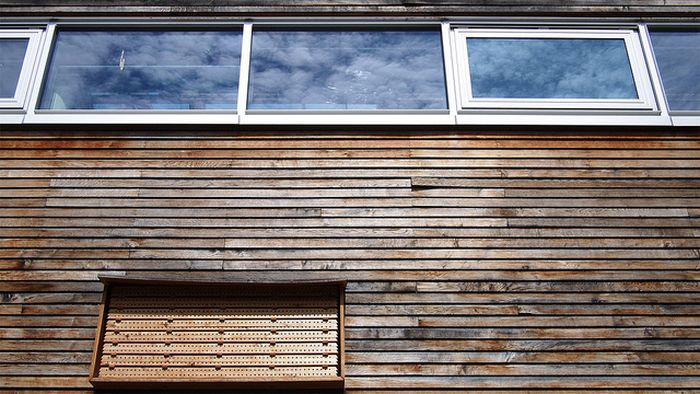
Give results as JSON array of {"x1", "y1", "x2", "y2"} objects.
[
  {"x1": 23, "y1": 20, "x2": 456, "y2": 125},
  {"x1": 24, "y1": 22, "x2": 244, "y2": 125},
  {"x1": 0, "y1": 29, "x2": 43, "y2": 110},
  {"x1": 453, "y1": 26, "x2": 669, "y2": 124},
  {"x1": 453, "y1": 28, "x2": 657, "y2": 113},
  {"x1": 1, "y1": 18, "x2": 695, "y2": 126},
  {"x1": 239, "y1": 21, "x2": 453, "y2": 125}
]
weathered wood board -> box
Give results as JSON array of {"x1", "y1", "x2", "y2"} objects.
[
  {"x1": 0, "y1": 0, "x2": 699, "y2": 16},
  {"x1": 0, "y1": 128, "x2": 698, "y2": 392}
]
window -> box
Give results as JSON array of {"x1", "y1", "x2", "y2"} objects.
[
  {"x1": 0, "y1": 29, "x2": 42, "y2": 109},
  {"x1": 90, "y1": 276, "x2": 345, "y2": 391},
  {"x1": 39, "y1": 29, "x2": 243, "y2": 111},
  {"x1": 453, "y1": 28, "x2": 657, "y2": 112},
  {"x1": 247, "y1": 28, "x2": 448, "y2": 111},
  {"x1": 4, "y1": 20, "x2": 697, "y2": 125},
  {"x1": 649, "y1": 28, "x2": 700, "y2": 114}
]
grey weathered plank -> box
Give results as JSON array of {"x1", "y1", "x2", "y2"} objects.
[
  {"x1": 1, "y1": 0, "x2": 699, "y2": 17},
  {"x1": 1, "y1": 130, "x2": 698, "y2": 391}
]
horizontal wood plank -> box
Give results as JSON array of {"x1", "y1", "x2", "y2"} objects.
[{"x1": 2, "y1": 130, "x2": 698, "y2": 391}]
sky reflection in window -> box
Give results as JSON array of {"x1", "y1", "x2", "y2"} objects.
[
  {"x1": 248, "y1": 29, "x2": 447, "y2": 110},
  {"x1": 650, "y1": 30, "x2": 700, "y2": 111},
  {"x1": 0, "y1": 39, "x2": 29, "y2": 98},
  {"x1": 40, "y1": 30, "x2": 242, "y2": 110},
  {"x1": 466, "y1": 38, "x2": 638, "y2": 99}
]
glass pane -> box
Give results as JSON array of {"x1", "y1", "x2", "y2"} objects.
[
  {"x1": 0, "y1": 38, "x2": 29, "y2": 98},
  {"x1": 40, "y1": 30, "x2": 242, "y2": 110},
  {"x1": 650, "y1": 30, "x2": 700, "y2": 112},
  {"x1": 248, "y1": 29, "x2": 447, "y2": 110},
  {"x1": 466, "y1": 38, "x2": 638, "y2": 99}
]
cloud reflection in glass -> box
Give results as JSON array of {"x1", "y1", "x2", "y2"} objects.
[
  {"x1": 248, "y1": 29, "x2": 448, "y2": 110},
  {"x1": 466, "y1": 38, "x2": 638, "y2": 99},
  {"x1": 650, "y1": 30, "x2": 700, "y2": 111},
  {"x1": 0, "y1": 39, "x2": 29, "y2": 98},
  {"x1": 40, "y1": 30, "x2": 242, "y2": 110}
]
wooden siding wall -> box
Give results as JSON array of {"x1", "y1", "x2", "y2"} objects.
[
  {"x1": 1, "y1": 0, "x2": 699, "y2": 16},
  {"x1": 0, "y1": 129, "x2": 699, "y2": 392}
]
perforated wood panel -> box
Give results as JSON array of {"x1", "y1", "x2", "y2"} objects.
[{"x1": 89, "y1": 278, "x2": 345, "y2": 390}]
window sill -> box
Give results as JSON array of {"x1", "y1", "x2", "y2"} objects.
[
  {"x1": 23, "y1": 112, "x2": 239, "y2": 124},
  {"x1": 2, "y1": 111, "x2": 688, "y2": 126},
  {"x1": 670, "y1": 115, "x2": 700, "y2": 127},
  {"x1": 455, "y1": 111, "x2": 673, "y2": 126}
]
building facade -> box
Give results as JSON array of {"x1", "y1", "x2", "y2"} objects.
[{"x1": 1, "y1": 1, "x2": 699, "y2": 392}]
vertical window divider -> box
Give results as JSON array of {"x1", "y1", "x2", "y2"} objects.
[
  {"x1": 624, "y1": 27, "x2": 659, "y2": 112},
  {"x1": 441, "y1": 21, "x2": 458, "y2": 122},
  {"x1": 24, "y1": 22, "x2": 56, "y2": 122},
  {"x1": 638, "y1": 23, "x2": 672, "y2": 122},
  {"x1": 237, "y1": 21, "x2": 253, "y2": 122}
]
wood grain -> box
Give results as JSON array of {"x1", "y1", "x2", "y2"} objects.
[
  {"x1": 0, "y1": 0, "x2": 699, "y2": 17},
  {"x1": 1, "y1": 129, "x2": 698, "y2": 391},
  {"x1": 89, "y1": 281, "x2": 344, "y2": 389}
]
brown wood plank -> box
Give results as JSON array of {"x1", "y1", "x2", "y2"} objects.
[
  {"x1": 345, "y1": 351, "x2": 700, "y2": 363},
  {"x1": 3, "y1": 269, "x2": 700, "y2": 282},
  {"x1": 0, "y1": 377, "x2": 91, "y2": 389},
  {"x1": 0, "y1": 1, "x2": 696, "y2": 16},
  {"x1": 18, "y1": 186, "x2": 693, "y2": 198},
  {"x1": 2, "y1": 138, "x2": 700, "y2": 149},
  {"x1": 2, "y1": 258, "x2": 700, "y2": 271},
  {"x1": 0, "y1": 316, "x2": 97, "y2": 327},
  {"x1": 5, "y1": 236, "x2": 700, "y2": 249},
  {"x1": 5, "y1": 167, "x2": 700, "y2": 179},
  {"x1": 36, "y1": 197, "x2": 700, "y2": 209},
  {"x1": 0, "y1": 352, "x2": 92, "y2": 363},
  {"x1": 345, "y1": 304, "x2": 700, "y2": 316},
  {"x1": 345, "y1": 376, "x2": 700, "y2": 389},
  {"x1": 346, "y1": 363, "x2": 700, "y2": 376},
  {"x1": 33, "y1": 177, "x2": 700, "y2": 189},
  {"x1": 1, "y1": 130, "x2": 698, "y2": 391},
  {"x1": 343, "y1": 328, "x2": 700, "y2": 339},
  {"x1": 0, "y1": 206, "x2": 695, "y2": 218},
  {"x1": 347, "y1": 292, "x2": 700, "y2": 304},
  {"x1": 2, "y1": 148, "x2": 699, "y2": 159},
  {"x1": 346, "y1": 339, "x2": 700, "y2": 352},
  {"x1": 0, "y1": 364, "x2": 89, "y2": 375},
  {"x1": 1, "y1": 227, "x2": 696, "y2": 239}
]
